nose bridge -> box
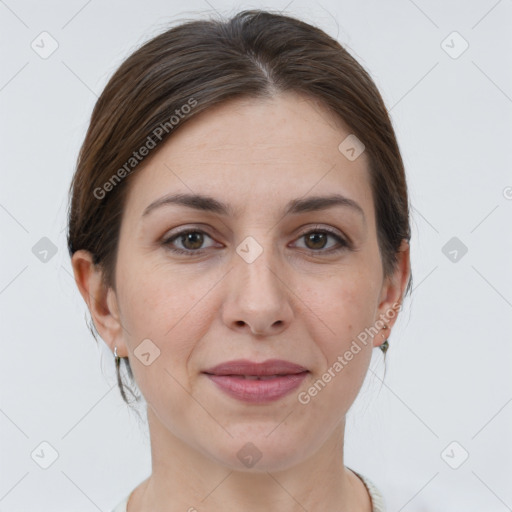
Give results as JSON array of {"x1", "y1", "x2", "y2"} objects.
[
  {"x1": 222, "y1": 233, "x2": 293, "y2": 334},
  {"x1": 234, "y1": 233, "x2": 283, "y2": 302}
]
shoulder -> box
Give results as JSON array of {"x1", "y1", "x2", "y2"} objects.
[{"x1": 349, "y1": 468, "x2": 387, "y2": 512}]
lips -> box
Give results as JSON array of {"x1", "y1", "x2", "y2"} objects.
[
  {"x1": 203, "y1": 359, "x2": 309, "y2": 403},
  {"x1": 203, "y1": 359, "x2": 308, "y2": 377}
]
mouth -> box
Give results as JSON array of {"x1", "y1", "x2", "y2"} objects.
[
  {"x1": 203, "y1": 358, "x2": 309, "y2": 377},
  {"x1": 202, "y1": 359, "x2": 309, "y2": 403},
  {"x1": 215, "y1": 374, "x2": 303, "y2": 380}
]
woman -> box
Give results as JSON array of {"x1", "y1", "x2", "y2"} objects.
[{"x1": 67, "y1": 9, "x2": 411, "y2": 512}]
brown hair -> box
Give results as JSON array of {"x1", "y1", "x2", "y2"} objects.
[{"x1": 67, "y1": 9, "x2": 412, "y2": 406}]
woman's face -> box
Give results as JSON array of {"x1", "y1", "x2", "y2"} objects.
[{"x1": 106, "y1": 91, "x2": 407, "y2": 471}]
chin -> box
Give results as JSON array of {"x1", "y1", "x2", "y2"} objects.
[{"x1": 208, "y1": 433, "x2": 307, "y2": 473}]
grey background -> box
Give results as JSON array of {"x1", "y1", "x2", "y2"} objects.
[{"x1": 1, "y1": 0, "x2": 511, "y2": 510}]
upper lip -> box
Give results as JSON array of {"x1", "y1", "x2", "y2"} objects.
[{"x1": 203, "y1": 359, "x2": 308, "y2": 376}]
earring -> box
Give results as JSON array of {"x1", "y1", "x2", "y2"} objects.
[
  {"x1": 379, "y1": 324, "x2": 389, "y2": 354},
  {"x1": 114, "y1": 345, "x2": 121, "y2": 375},
  {"x1": 114, "y1": 346, "x2": 123, "y2": 390}
]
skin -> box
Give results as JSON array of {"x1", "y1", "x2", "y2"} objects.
[{"x1": 72, "y1": 91, "x2": 410, "y2": 512}]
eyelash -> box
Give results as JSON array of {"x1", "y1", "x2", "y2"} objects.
[{"x1": 162, "y1": 227, "x2": 350, "y2": 256}]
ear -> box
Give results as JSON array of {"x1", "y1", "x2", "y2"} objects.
[
  {"x1": 374, "y1": 239, "x2": 411, "y2": 347},
  {"x1": 71, "y1": 250, "x2": 128, "y2": 357}
]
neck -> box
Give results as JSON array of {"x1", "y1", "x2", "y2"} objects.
[{"x1": 130, "y1": 406, "x2": 371, "y2": 512}]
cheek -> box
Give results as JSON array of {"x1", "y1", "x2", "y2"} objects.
[
  {"x1": 119, "y1": 257, "x2": 209, "y2": 331},
  {"x1": 305, "y1": 269, "x2": 379, "y2": 339},
  {"x1": 119, "y1": 282, "x2": 207, "y2": 414},
  {"x1": 304, "y1": 281, "x2": 375, "y2": 408},
  {"x1": 300, "y1": 270, "x2": 379, "y2": 405},
  {"x1": 118, "y1": 263, "x2": 219, "y2": 384}
]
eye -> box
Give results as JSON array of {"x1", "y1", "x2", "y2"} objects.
[
  {"x1": 293, "y1": 227, "x2": 349, "y2": 253},
  {"x1": 162, "y1": 229, "x2": 217, "y2": 255},
  {"x1": 162, "y1": 226, "x2": 350, "y2": 256}
]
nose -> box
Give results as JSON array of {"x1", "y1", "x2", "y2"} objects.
[{"x1": 221, "y1": 245, "x2": 294, "y2": 337}]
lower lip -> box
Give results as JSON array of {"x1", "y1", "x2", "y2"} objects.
[{"x1": 205, "y1": 372, "x2": 308, "y2": 403}]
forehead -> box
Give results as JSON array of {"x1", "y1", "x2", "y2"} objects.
[{"x1": 122, "y1": 91, "x2": 374, "y2": 224}]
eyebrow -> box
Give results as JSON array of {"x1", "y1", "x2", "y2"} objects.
[{"x1": 141, "y1": 192, "x2": 365, "y2": 220}]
